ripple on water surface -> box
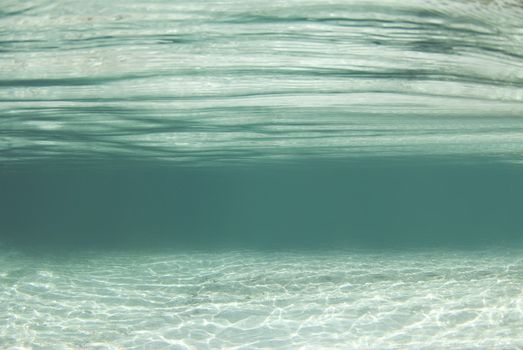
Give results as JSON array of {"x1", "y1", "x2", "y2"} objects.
[{"x1": 1, "y1": 0, "x2": 523, "y2": 165}]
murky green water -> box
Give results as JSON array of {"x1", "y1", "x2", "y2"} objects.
[{"x1": 1, "y1": 0, "x2": 523, "y2": 348}]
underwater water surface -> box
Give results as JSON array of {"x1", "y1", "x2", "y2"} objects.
[{"x1": 1, "y1": 0, "x2": 523, "y2": 348}]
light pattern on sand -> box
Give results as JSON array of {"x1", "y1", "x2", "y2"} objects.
[{"x1": 2, "y1": 249, "x2": 522, "y2": 349}]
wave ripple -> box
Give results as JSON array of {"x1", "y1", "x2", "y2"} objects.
[{"x1": 1, "y1": 0, "x2": 523, "y2": 165}]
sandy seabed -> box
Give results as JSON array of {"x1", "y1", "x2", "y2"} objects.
[{"x1": 1, "y1": 247, "x2": 523, "y2": 349}]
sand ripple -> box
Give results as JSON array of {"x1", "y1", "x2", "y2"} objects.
[{"x1": 1, "y1": 249, "x2": 523, "y2": 349}]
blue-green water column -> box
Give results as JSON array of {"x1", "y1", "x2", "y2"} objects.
[{"x1": 1, "y1": 159, "x2": 522, "y2": 249}]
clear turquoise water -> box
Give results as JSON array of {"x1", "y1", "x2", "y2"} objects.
[
  {"x1": 1, "y1": 0, "x2": 523, "y2": 348},
  {"x1": 1, "y1": 0, "x2": 523, "y2": 165},
  {"x1": 2, "y1": 248, "x2": 523, "y2": 349}
]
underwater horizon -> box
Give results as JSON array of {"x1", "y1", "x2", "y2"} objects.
[{"x1": 1, "y1": 0, "x2": 523, "y2": 348}]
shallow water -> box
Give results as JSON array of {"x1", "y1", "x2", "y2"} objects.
[
  {"x1": 2, "y1": 248, "x2": 523, "y2": 350},
  {"x1": 2, "y1": 0, "x2": 523, "y2": 349},
  {"x1": 1, "y1": 0, "x2": 523, "y2": 165}
]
